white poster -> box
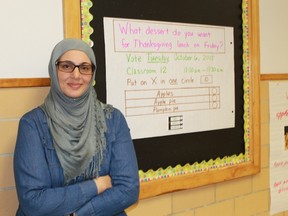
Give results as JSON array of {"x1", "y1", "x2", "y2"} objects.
[
  {"x1": 104, "y1": 17, "x2": 235, "y2": 139},
  {"x1": 269, "y1": 82, "x2": 288, "y2": 215}
]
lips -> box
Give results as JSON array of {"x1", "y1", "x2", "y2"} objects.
[{"x1": 68, "y1": 83, "x2": 82, "y2": 89}]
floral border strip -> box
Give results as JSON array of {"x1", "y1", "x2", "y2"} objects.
[
  {"x1": 81, "y1": 0, "x2": 251, "y2": 183},
  {"x1": 242, "y1": 0, "x2": 251, "y2": 162},
  {"x1": 81, "y1": 0, "x2": 94, "y2": 47}
]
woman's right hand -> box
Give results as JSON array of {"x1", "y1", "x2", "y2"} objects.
[{"x1": 94, "y1": 175, "x2": 112, "y2": 194}]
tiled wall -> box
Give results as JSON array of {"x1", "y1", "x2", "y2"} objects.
[
  {"x1": 0, "y1": 82, "x2": 288, "y2": 215},
  {"x1": 0, "y1": 87, "x2": 50, "y2": 215},
  {"x1": 125, "y1": 81, "x2": 286, "y2": 216}
]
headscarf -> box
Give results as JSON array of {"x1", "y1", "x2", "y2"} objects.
[{"x1": 40, "y1": 38, "x2": 107, "y2": 184}]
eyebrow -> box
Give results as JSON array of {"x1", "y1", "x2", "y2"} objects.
[{"x1": 58, "y1": 60, "x2": 92, "y2": 65}]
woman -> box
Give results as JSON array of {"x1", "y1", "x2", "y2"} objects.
[{"x1": 14, "y1": 38, "x2": 139, "y2": 215}]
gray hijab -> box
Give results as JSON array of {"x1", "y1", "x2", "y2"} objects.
[{"x1": 40, "y1": 38, "x2": 107, "y2": 184}]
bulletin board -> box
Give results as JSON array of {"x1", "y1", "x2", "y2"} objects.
[{"x1": 65, "y1": 0, "x2": 260, "y2": 199}]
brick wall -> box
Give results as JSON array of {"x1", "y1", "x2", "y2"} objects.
[
  {"x1": 0, "y1": 87, "x2": 49, "y2": 215},
  {"x1": 1, "y1": 82, "x2": 288, "y2": 216},
  {"x1": 125, "y1": 81, "x2": 287, "y2": 216}
]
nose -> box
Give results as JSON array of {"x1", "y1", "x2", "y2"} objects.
[{"x1": 71, "y1": 66, "x2": 81, "y2": 78}]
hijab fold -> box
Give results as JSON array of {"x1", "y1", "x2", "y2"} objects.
[{"x1": 40, "y1": 39, "x2": 107, "y2": 184}]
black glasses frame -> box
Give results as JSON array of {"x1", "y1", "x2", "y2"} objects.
[{"x1": 56, "y1": 61, "x2": 95, "y2": 75}]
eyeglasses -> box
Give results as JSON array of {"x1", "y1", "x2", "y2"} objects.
[{"x1": 56, "y1": 61, "x2": 94, "y2": 75}]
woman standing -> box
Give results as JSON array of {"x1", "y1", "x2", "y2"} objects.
[{"x1": 14, "y1": 38, "x2": 139, "y2": 215}]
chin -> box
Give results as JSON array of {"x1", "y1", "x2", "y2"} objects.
[{"x1": 64, "y1": 92, "x2": 83, "y2": 99}]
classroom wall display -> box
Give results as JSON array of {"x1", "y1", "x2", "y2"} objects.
[
  {"x1": 103, "y1": 17, "x2": 235, "y2": 140},
  {"x1": 61, "y1": 0, "x2": 260, "y2": 199},
  {"x1": 269, "y1": 82, "x2": 288, "y2": 215}
]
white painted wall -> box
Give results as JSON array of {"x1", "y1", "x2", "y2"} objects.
[
  {"x1": 260, "y1": 0, "x2": 288, "y2": 74},
  {"x1": 0, "y1": 1, "x2": 286, "y2": 78},
  {"x1": 0, "y1": 0, "x2": 63, "y2": 78}
]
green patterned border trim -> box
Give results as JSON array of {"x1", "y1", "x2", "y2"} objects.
[
  {"x1": 81, "y1": 0, "x2": 251, "y2": 183},
  {"x1": 81, "y1": 0, "x2": 94, "y2": 46},
  {"x1": 242, "y1": 0, "x2": 251, "y2": 162}
]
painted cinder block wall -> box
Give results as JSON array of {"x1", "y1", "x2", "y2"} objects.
[{"x1": 0, "y1": 82, "x2": 278, "y2": 216}]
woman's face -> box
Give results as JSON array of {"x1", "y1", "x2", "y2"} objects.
[{"x1": 57, "y1": 50, "x2": 93, "y2": 98}]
